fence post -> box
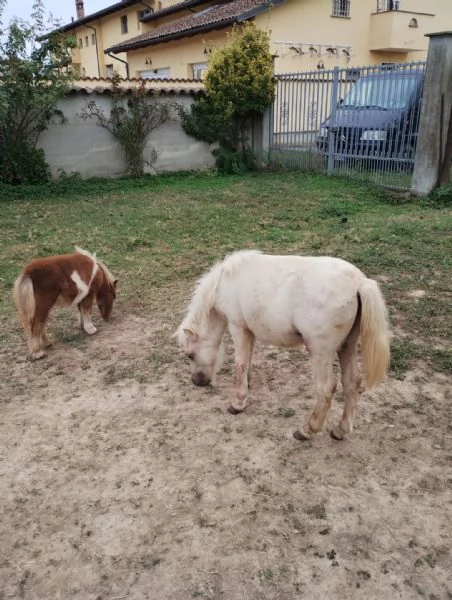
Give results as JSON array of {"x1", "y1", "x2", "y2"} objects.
[
  {"x1": 327, "y1": 67, "x2": 340, "y2": 175},
  {"x1": 412, "y1": 32, "x2": 452, "y2": 196}
]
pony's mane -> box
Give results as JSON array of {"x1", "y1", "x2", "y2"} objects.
[
  {"x1": 221, "y1": 249, "x2": 261, "y2": 277},
  {"x1": 177, "y1": 260, "x2": 224, "y2": 341},
  {"x1": 176, "y1": 250, "x2": 261, "y2": 345},
  {"x1": 75, "y1": 246, "x2": 96, "y2": 261},
  {"x1": 75, "y1": 246, "x2": 116, "y2": 285},
  {"x1": 96, "y1": 259, "x2": 116, "y2": 285}
]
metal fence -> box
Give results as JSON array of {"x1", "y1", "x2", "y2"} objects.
[{"x1": 269, "y1": 61, "x2": 426, "y2": 189}]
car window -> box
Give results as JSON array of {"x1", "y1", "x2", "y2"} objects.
[{"x1": 341, "y1": 76, "x2": 420, "y2": 110}]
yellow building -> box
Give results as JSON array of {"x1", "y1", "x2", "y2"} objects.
[{"x1": 49, "y1": 0, "x2": 452, "y2": 79}]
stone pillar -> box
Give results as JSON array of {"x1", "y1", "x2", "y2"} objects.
[{"x1": 412, "y1": 32, "x2": 452, "y2": 196}]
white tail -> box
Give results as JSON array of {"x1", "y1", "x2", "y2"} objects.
[
  {"x1": 359, "y1": 278, "x2": 390, "y2": 387},
  {"x1": 12, "y1": 275, "x2": 36, "y2": 332}
]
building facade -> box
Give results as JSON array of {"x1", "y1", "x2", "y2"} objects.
[{"x1": 48, "y1": 0, "x2": 451, "y2": 79}]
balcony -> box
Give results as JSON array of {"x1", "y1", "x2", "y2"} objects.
[{"x1": 369, "y1": 10, "x2": 434, "y2": 53}]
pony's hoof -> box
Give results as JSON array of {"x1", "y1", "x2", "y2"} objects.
[
  {"x1": 330, "y1": 429, "x2": 345, "y2": 441},
  {"x1": 293, "y1": 429, "x2": 311, "y2": 441},
  {"x1": 31, "y1": 351, "x2": 46, "y2": 360},
  {"x1": 227, "y1": 404, "x2": 244, "y2": 415},
  {"x1": 84, "y1": 325, "x2": 97, "y2": 336}
]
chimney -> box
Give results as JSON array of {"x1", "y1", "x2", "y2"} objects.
[{"x1": 76, "y1": 0, "x2": 85, "y2": 19}]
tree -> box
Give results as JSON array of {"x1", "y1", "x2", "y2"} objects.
[
  {"x1": 179, "y1": 22, "x2": 275, "y2": 173},
  {"x1": 79, "y1": 75, "x2": 172, "y2": 177},
  {"x1": 0, "y1": 0, "x2": 75, "y2": 183}
]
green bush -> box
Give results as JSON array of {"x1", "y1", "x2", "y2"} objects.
[
  {"x1": 179, "y1": 22, "x2": 274, "y2": 174},
  {"x1": 0, "y1": 0, "x2": 75, "y2": 184},
  {"x1": 0, "y1": 143, "x2": 50, "y2": 184},
  {"x1": 431, "y1": 183, "x2": 452, "y2": 206}
]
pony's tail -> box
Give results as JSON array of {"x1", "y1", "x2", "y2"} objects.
[
  {"x1": 359, "y1": 278, "x2": 390, "y2": 388},
  {"x1": 12, "y1": 275, "x2": 36, "y2": 332}
]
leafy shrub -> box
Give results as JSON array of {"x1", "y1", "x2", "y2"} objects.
[
  {"x1": 431, "y1": 183, "x2": 452, "y2": 206},
  {"x1": 0, "y1": 0, "x2": 75, "y2": 184},
  {"x1": 179, "y1": 22, "x2": 274, "y2": 174},
  {"x1": 0, "y1": 143, "x2": 50, "y2": 184}
]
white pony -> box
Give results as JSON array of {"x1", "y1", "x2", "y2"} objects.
[{"x1": 176, "y1": 250, "x2": 390, "y2": 441}]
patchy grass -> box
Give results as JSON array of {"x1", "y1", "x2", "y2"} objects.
[
  {"x1": 305, "y1": 502, "x2": 327, "y2": 520},
  {"x1": 277, "y1": 407, "x2": 296, "y2": 418},
  {"x1": 1, "y1": 171, "x2": 451, "y2": 379}
]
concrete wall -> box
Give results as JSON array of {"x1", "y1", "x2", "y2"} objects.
[{"x1": 37, "y1": 93, "x2": 215, "y2": 179}]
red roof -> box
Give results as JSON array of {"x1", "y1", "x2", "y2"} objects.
[{"x1": 105, "y1": 0, "x2": 286, "y2": 54}]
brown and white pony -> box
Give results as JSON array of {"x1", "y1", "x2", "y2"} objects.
[{"x1": 13, "y1": 247, "x2": 117, "y2": 359}]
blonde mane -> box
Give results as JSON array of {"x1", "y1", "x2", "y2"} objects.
[
  {"x1": 176, "y1": 250, "x2": 261, "y2": 346},
  {"x1": 176, "y1": 261, "x2": 223, "y2": 344},
  {"x1": 75, "y1": 246, "x2": 116, "y2": 285},
  {"x1": 75, "y1": 246, "x2": 96, "y2": 261}
]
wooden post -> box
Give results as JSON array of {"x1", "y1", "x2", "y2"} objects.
[
  {"x1": 412, "y1": 31, "x2": 452, "y2": 196},
  {"x1": 439, "y1": 101, "x2": 452, "y2": 185}
]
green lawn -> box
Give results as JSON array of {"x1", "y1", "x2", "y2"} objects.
[{"x1": 1, "y1": 171, "x2": 451, "y2": 377}]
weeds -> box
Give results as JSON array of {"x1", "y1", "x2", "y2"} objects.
[
  {"x1": 305, "y1": 503, "x2": 327, "y2": 520},
  {"x1": 277, "y1": 407, "x2": 296, "y2": 418}
]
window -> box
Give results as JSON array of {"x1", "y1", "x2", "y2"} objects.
[
  {"x1": 341, "y1": 75, "x2": 419, "y2": 110},
  {"x1": 78, "y1": 38, "x2": 83, "y2": 48},
  {"x1": 331, "y1": 0, "x2": 350, "y2": 17},
  {"x1": 139, "y1": 7, "x2": 153, "y2": 19},
  {"x1": 91, "y1": 33, "x2": 95, "y2": 45},
  {"x1": 82, "y1": 67, "x2": 86, "y2": 77},
  {"x1": 121, "y1": 15, "x2": 128, "y2": 34},
  {"x1": 137, "y1": 7, "x2": 153, "y2": 28},
  {"x1": 140, "y1": 67, "x2": 171, "y2": 80},
  {"x1": 106, "y1": 64, "x2": 114, "y2": 78},
  {"x1": 85, "y1": 36, "x2": 89, "y2": 47},
  {"x1": 376, "y1": 0, "x2": 400, "y2": 11},
  {"x1": 191, "y1": 62, "x2": 208, "y2": 81}
]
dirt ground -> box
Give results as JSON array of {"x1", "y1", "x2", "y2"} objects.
[{"x1": 1, "y1": 301, "x2": 451, "y2": 600}]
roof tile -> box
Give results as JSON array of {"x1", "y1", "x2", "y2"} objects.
[{"x1": 106, "y1": 0, "x2": 280, "y2": 54}]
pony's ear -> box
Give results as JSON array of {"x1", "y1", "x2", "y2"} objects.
[
  {"x1": 183, "y1": 328, "x2": 198, "y2": 342},
  {"x1": 113, "y1": 279, "x2": 118, "y2": 288}
]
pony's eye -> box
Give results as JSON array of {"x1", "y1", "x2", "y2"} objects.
[{"x1": 187, "y1": 353, "x2": 195, "y2": 361}]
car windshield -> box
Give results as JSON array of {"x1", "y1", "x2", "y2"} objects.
[{"x1": 341, "y1": 75, "x2": 420, "y2": 110}]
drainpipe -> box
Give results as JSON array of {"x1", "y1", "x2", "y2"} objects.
[
  {"x1": 84, "y1": 23, "x2": 101, "y2": 78},
  {"x1": 106, "y1": 52, "x2": 130, "y2": 79}
]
